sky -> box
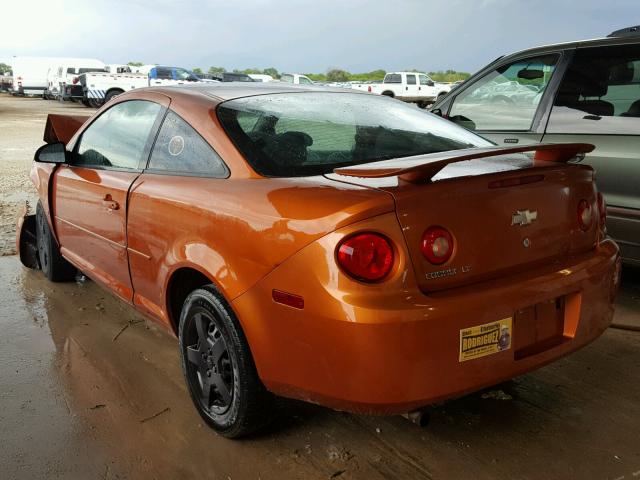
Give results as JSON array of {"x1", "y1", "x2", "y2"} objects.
[{"x1": 1, "y1": 0, "x2": 638, "y2": 74}]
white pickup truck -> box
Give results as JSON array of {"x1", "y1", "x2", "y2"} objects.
[
  {"x1": 353, "y1": 72, "x2": 452, "y2": 107},
  {"x1": 79, "y1": 65, "x2": 205, "y2": 105}
]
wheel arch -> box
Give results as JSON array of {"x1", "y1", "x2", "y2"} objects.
[
  {"x1": 164, "y1": 264, "x2": 233, "y2": 336},
  {"x1": 105, "y1": 87, "x2": 125, "y2": 99},
  {"x1": 381, "y1": 90, "x2": 395, "y2": 97}
]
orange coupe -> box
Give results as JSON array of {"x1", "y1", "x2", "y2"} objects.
[{"x1": 17, "y1": 84, "x2": 620, "y2": 437}]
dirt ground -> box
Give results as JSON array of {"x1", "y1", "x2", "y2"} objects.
[{"x1": 1, "y1": 94, "x2": 640, "y2": 480}]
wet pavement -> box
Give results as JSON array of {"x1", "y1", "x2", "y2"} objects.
[
  {"x1": 2, "y1": 94, "x2": 640, "y2": 479},
  {"x1": 1, "y1": 255, "x2": 640, "y2": 480}
]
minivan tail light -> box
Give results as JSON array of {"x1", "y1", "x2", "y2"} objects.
[
  {"x1": 421, "y1": 226, "x2": 454, "y2": 264},
  {"x1": 337, "y1": 233, "x2": 394, "y2": 282},
  {"x1": 577, "y1": 199, "x2": 593, "y2": 231}
]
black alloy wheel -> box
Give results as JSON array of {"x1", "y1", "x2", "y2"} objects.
[
  {"x1": 179, "y1": 286, "x2": 274, "y2": 438},
  {"x1": 184, "y1": 310, "x2": 235, "y2": 415}
]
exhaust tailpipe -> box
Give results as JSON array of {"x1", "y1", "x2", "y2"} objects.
[{"x1": 401, "y1": 410, "x2": 430, "y2": 427}]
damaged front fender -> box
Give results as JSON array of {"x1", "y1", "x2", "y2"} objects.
[{"x1": 16, "y1": 202, "x2": 39, "y2": 269}]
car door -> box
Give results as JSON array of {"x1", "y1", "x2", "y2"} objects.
[
  {"x1": 418, "y1": 74, "x2": 435, "y2": 100},
  {"x1": 542, "y1": 43, "x2": 640, "y2": 263},
  {"x1": 445, "y1": 53, "x2": 565, "y2": 146},
  {"x1": 404, "y1": 73, "x2": 418, "y2": 101},
  {"x1": 150, "y1": 66, "x2": 173, "y2": 86},
  {"x1": 53, "y1": 98, "x2": 167, "y2": 302}
]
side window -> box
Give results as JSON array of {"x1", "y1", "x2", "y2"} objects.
[
  {"x1": 406, "y1": 74, "x2": 417, "y2": 85},
  {"x1": 547, "y1": 45, "x2": 640, "y2": 134},
  {"x1": 385, "y1": 74, "x2": 402, "y2": 83},
  {"x1": 281, "y1": 74, "x2": 294, "y2": 83},
  {"x1": 66, "y1": 67, "x2": 75, "y2": 74},
  {"x1": 299, "y1": 76, "x2": 313, "y2": 85},
  {"x1": 419, "y1": 75, "x2": 429, "y2": 85},
  {"x1": 75, "y1": 100, "x2": 161, "y2": 169},
  {"x1": 155, "y1": 67, "x2": 173, "y2": 80},
  {"x1": 449, "y1": 54, "x2": 559, "y2": 131},
  {"x1": 148, "y1": 111, "x2": 229, "y2": 177}
]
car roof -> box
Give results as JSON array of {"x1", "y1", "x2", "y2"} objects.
[
  {"x1": 497, "y1": 34, "x2": 640, "y2": 62},
  {"x1": 142, "y1": 82, "x2": 363, "y2": 102}
]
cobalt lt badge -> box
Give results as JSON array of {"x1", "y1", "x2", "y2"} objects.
[{"x1": 511, "y1": 209, "x2": 538, "y2": 227}]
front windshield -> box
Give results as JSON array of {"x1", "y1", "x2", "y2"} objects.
[{"x1": 217, "y1": 92, "x2": 492, "y2": 177}]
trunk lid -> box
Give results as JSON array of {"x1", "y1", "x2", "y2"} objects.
[{"x1": 329, "y1": 150, "x2": 599, "y2": 292}]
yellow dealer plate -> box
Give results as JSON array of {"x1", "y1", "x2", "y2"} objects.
[{"x1": 459, "y1": 317, "x2": 512, "y2": 362}]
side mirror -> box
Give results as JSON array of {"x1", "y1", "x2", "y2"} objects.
[
  {"x1": 427, "y1": 80, "x2": 435, "y2": 87},
  {"x1": 35, "y1": 142, "x2": 67, "y2": 164}
]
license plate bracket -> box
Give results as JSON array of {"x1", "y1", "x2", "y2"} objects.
[{"x1": 513, "y1": 296, "x2": 567, "y2": 360}]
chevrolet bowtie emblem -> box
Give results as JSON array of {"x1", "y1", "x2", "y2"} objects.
[{"x1": 511, "y1": 209, "x2": 538, "y2": 226}]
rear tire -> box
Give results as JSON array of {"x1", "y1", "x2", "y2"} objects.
[
  {"x1": 36, "y1": 202, "x2": 76, "y2": 282},
  {"x1": 179, "y1": 285, "x2": 274, "y2": 438},
  {"x1": 104, "y1": 89, "x2": 123, "y2": 103}
]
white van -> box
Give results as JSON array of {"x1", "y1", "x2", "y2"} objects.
[
  {"x1": 44, "y1": 58, "x2": 105, "y2": 99},
  {"x1": 11, "y1": 57, "x2": 61, "y2": 96}
]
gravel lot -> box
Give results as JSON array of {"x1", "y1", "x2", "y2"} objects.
[{"x1": 1, "y1": 93, "x2": 639, "y2": 480}]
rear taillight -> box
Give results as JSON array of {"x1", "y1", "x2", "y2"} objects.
[
  {"x1": 337, "y1": 232, "x2": 394, "y2": 282},
  {"x1": 73, "y1": 76, "x2": 79, "y2": 84},
  {"x1": 421, "y1": 226, "x2": 454, "y2": 265},
  {"x1": 367, "y1": 86, "x2": 372, "y2": 92},
  {"x1": 597, "y1": 192, "x2": 606, "y2": 229},
  {"x1": 577, "y1": 199, "x2": 593, "y2": 231}
]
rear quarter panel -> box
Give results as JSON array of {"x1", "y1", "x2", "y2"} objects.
[{"x1": 126, "y1": 174, "x2": 394, "y2": 330}]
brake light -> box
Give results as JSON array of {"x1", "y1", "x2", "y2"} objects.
[
  {"x1": 421, "y1": 226, "x2": 454, "y2": 265},
  {"x1": 337, "y1": 233, "x2": 394, "y2": 282},
  {"x1": 577, "y1": 199, "x2": 593, "y2": 231},
  {"x1": 73, "y1": 76, "x2": 79, "y2": 84},
  {"x1": 597, "y1": 192, "x2": 606, "y2": 229},
  {"x1": 367, "y1": 86, "x2": 372, "y2": 92}
]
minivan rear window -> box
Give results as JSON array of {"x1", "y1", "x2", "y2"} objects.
[{"x1": 217, "y1": 92, "x2": 491, "y2": 177}]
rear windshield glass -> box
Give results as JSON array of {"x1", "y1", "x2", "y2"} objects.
[{"x1": 217, "y1": 92, "x2": 491, "y2": 177}]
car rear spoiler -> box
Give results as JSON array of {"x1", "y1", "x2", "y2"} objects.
[
  {"x1": 333, "y1": 143, "x2": 595, "y2": 183},
  {"x1": 43, "y1": 114, "x2": 91, "y2": 144}
]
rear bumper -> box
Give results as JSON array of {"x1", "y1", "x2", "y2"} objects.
[{"x1": 233, "y1": 239, "x2": 620, "y2": 414}]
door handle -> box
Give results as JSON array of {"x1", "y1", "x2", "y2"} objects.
[{"x1": 102, "y1": 194, "x2": 120, "y2": 211}]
